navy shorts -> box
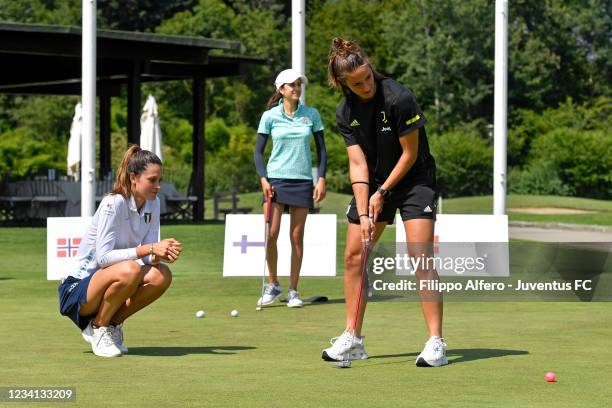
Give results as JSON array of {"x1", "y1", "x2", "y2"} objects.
[
  {"x1": 346, "y1": 184, "x2": 437, "y2": 225},
  {"x1": 58, "y1": 275, "x2": 95, "y2": 330}
]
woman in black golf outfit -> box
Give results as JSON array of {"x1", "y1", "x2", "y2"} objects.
[{"x1": 321, "y1": 37, "x2": 447, "y2": 367}]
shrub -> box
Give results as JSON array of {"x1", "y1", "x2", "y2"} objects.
[
  {"x1": 429, "y1": 130, "x2": 493, "y2": 197},
  {"x1": 508, "y1": 161, "x2": 574, "y2": 196},
  {"x1": 529, "y1": 128, "x2": 612, "y2": 199}
]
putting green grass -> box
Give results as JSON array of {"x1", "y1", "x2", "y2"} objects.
[{"x1": 1, "y1": 225, "x2": 610, "y2": 408}]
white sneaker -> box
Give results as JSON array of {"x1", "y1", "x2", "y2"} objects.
[
  {"x1": 81, "y1": 321, "x2": 93, "y2": 344},
  {"x1": 83, "y1": 322, "x2": 128, "y2": 354},
  {"x1": 110, "y1": 324, "x2": 128, "y2": 354},
  {"x1": 351, "y1": 336, "x2": 369, "y2": 360},
  {"x1": 416, "y1": 336, "x2": 448, "y2": 367},
  {"x1": 321, "y1": 331, "x2": 365, "y2": 361},
  {"x1": 286, "y1": 289, "x2": 304, "y2": 308},
  {"x1": 91, "y1": 326, "x2": 122, "y2": 357},
  {"x1": 257, "y1": 283, "x2": 282, "y2": 306}
]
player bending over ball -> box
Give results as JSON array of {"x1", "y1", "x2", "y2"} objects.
[{"x1": 321, "y1": 37, "x2": 448, "y2": 367}]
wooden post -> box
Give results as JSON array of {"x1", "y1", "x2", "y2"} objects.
[
  {"x1": 127, "y1": 60, "x2": 141, "y2": 146},
  {"x1": 99, "y1": 92, "x2": 111, "y2": 179},
  {"x1": 192, "y1": 76, "x2": 205, "y2": 221}
]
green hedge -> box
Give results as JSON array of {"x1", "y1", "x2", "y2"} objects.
[{"x1": 429, "y1": 130, "x2": 493, "y2": 198}]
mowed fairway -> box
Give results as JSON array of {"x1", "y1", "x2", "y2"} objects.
[{"x1": 0, "y1": 224, "x2": 610, "y2": 408}]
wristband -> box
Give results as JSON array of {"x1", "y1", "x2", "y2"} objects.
[
  {"x1": 377, "y1": 186, "x2": 390, "y2": 198},
  {"x1": 359, "y1": 214, "x2": 369, "y2": 218}
]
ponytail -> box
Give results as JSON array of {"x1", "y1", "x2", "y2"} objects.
[
  {"x1": 266, "y1": 89, "x2": 283, "y2": 109},
  {"x1": 327, "y1": 37, "x2": 386, "y2": 97},
  {"x1": 111, "y1": 144, "x2": 162, "y2": 198}
]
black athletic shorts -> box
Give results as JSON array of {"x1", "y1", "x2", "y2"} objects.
[{"x1": 346, "y1": 184, "x2": 437, "y2": 225}]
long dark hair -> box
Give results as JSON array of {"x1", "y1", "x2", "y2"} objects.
[
  {"x1": 111, "y1": 145, "x2": 162, "y2": 198},
  {"x1": 266, "y1": 88, "x2": 283, "y2": 109},
  {"x1": 327, "y1": 37, "x2": 386, "y2": 97}
]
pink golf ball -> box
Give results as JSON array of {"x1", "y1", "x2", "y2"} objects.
[{"x1": 545, "y1": 371, "x2": 556, "y2": 382}]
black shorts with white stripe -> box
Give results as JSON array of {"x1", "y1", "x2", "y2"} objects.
[{"x1": 346, "y1": 184, "x2": 437, "y2": 225}]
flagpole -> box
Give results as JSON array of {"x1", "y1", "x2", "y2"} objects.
[{"x1": 81, "y1": 0, "x2": 96, "y2": 216}]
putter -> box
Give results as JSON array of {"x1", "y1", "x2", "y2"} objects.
[
  {"x1": 333, "y1": 219, "x2": 373, "y2": 368},
  {"x1": 256, "y1": 193, "x2": 273, "y2": 311}
]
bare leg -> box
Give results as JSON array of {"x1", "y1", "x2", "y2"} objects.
[
  {"x1": 79, "y1": 260, "x2": 145, "y2": 327},
  {"x1": 344, "y1": 222, "x2": 387, "y2": 336},
  {"x1": 110, "y1": 263, "x2": 173, "y2": 324},
  {"x1": 288, "y1": 206, "x2": 309, "y2": 290},
  {"x1": 265, "y1": 202, "x2": 283, "y2": 285},
  {"x1": 404, "y1": 218, "x2": 442, "y2": 338}
]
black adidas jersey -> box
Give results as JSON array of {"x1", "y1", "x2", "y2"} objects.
[{"x1": 336, "y1": 78, "x2": 436, "y2": 190}]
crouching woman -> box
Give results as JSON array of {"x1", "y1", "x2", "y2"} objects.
[{"x1": 58, "y1": 146, "x2": 182, "y2": 357}]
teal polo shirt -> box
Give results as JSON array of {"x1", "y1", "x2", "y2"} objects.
[{"x1": 257, "y1": 101, "x2": 324, "y2": 180}]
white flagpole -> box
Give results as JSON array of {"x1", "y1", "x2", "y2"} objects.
[
  {"x1": 292, "y1": 0, "x2": 306, "y2": 104},
  {"x1": 81, "y1": 0, "x2": 97, "y2": 216}
]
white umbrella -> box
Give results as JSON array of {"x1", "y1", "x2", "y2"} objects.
[
  {"x1": 67, "y1": 102, "x2": 82, "y2": 181},
  {"x1": 140, "y1": 94, "x2": 163, "y2": 161}
]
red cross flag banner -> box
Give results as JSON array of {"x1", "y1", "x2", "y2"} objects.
[{"x1": 47, "y1": 217, "x2": 92, "y2": 280}]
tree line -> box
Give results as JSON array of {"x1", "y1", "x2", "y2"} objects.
[{"x1": 0, "y1": 0, "x2": 610, "y2": 198}]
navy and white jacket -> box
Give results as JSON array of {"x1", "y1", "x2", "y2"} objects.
[{"x1": 69, "y1": 194, "x2": 159, "y2": 279}]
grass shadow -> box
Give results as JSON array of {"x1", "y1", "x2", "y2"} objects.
[
  {"x1": 447, "y1": 348, "x2": 529, "y2": 364},
  {"x1": 278, "y1": 297, "x2": 346, "y2": 307},
  {"x1": 303, "y1": 298, "x2": 345, "y2": 307},
  {"x1": 0, "y1": 277, "x2": 14, "y2": 281},
  {"x1": 85, "y1": 345, "x2": 257, "y2": 357},
  {"x1": 369, "y1": 348, "x2": 529, "y2": 365}
]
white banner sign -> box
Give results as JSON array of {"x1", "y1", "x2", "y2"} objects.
[
  {"x1": 223, "y1": 214, "x2": 337, "y2": 277},
  {"x1": 47, "y1": 216, "x2": 161, "y2": 281},
  {"x1": 47, "y1": 217, "x2": 91, "y2": 280},
  {"x1": 395, "y1": 214, "x2": 509, "y2": 276}
]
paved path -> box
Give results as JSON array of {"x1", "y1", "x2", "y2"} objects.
[{"x1": 509, "y1": 225, "x2": 612, "y2": 242}]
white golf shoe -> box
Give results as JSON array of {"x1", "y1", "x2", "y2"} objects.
[
  {"x1": 257, "y1": 283, "x2": 282, "y2": 306},
  {"x1": 321, "y1": 331, "x2": 367, "y2": 361},
  {"x1": 81, "y1": 321, "x2": 93, "y2": 343},
  {"x1": 351, "y1": 336, "x2": 368, "y2": 360},
  {"x1": 286, "y1": 289, "x2": 304, "y2": 308},
  {"x1": 415, "y1": 336, "x2": 448, "y2": 367},
  {"x1": 82, "y1": 322, "x2": 127, "y2": 354},
  {"x1": 90, "y1": 326, "x2": 122, "y2": 357},
  {"x1": 109, "y1": 324, "x2": 128, "y2": 354}
]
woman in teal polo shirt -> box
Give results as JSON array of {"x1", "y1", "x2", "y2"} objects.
[{"x1": 254, "y1": 68, "x2": 327, "y2": 308}]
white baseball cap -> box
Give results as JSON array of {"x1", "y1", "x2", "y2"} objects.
[{"x1": 274, "y1": 69, "x2": 308, "y2": 90}]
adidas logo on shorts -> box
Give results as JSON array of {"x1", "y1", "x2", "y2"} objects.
[{"x1": 424, "y1": 205, "x2": 433, "y2": 213}]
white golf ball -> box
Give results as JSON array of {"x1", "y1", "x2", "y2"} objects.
[
  {"x1": 230, "y1": 309, "x2": 239, "y2": 317},
  {"x1": 196, "y1": 310, "x2": 205, "y2": 318}
]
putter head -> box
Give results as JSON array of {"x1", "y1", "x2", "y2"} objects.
[{"x1": 332, "y1": 360, "x2": 351, "y2": 368}]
